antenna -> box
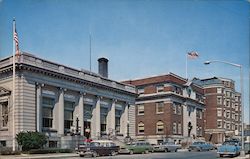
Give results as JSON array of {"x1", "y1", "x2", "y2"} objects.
[{"x1": 89, "y1": 32, "x2": 92, "y2": 72}]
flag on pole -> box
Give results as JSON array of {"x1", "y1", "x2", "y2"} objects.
[
  {"x1": 13, "y1": 27, "x2": 20, "y2": 56},
  {"x1": 187, "y1": 51, "x2": 199, "y2": 59}
]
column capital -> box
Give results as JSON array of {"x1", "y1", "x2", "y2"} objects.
[
  {"x1": 59, "y1": 87, "x2": 67, "y2": 92},
  {"x1": 112, "y1": 99, "x2": 118, "y2": 103},
  {"x1": 36, "y1": 82, "x2": 44, "y2": 87},
  {"x1": 80, "y1": 92, "x2": 86, "y2": 96},
  {"x1": 96, "y1": 95, "x2": 103, "y2": 100}
]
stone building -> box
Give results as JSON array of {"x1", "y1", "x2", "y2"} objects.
[
  {"x1": 123, "y1": 73, "x2": 205, "y2": 144},
  {"x1": 193, "y1": 77, "x2": 242, "y2": 144},
  {"x1": 0, "y1": 53, "x2": 136, "y2": 148}
]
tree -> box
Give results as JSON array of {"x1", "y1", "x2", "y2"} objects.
[{"x1": 16, "y1": 131, "x2": 47, "y2": 151}]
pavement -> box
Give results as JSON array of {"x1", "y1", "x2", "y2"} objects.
[
  {"x1": 0, "y1": 152, "x2": 249, "y2": 159},
  {"x1": 0, "y1": 153, "x2": 79, "y2": 159}
]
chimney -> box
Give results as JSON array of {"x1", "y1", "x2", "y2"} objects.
[{"x1": 98, "y1": 57, "x2": 109, "y2": 78}]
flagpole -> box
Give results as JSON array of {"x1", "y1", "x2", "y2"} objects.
[
  {"x1": 12, "y1": 19, "x2": 16, "y2": 151},
  {"x1": 89, "y1": 32, "x2": 92, "y2": 72},
  {"x1": 186, "y1": 53, "x2": 188, "y2": 79}
]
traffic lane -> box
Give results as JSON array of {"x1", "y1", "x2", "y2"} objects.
[{"x1": 68, "y1": 151, "x2": 219, "y2": 159}]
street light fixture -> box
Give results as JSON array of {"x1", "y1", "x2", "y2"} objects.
[{"x1": 204, "y1": 60, "x2": 245, "y2": 156}]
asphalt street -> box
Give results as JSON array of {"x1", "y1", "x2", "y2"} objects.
[{"x1": 67, "y1": 151, "x2": 224, "y2": 159}]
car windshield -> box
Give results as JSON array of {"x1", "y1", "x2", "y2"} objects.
[
  {"x1": 193, "y1": 142, "x2": 204, "y2": 145},
  {"x1": 222, "y1": 141, "x2": 238, "y2": 146}
]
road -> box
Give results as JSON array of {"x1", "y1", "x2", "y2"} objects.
[{"x1": 64, "y1": 151, "x2": 237, "y2": 159}]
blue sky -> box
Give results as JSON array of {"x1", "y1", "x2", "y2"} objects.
[{"x1": 0, "y1": 0, "x2": 249, "y2": 123}]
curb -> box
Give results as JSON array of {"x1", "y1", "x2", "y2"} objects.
[{"x1": 0, "y1": 153, "x2": 79, "y2": 159}]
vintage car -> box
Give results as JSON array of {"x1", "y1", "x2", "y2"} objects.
[
  {"x1": 78, "y1": 140, "x2": 119, "y2": 157},
  {"x1": 188, "y1": 141, "x2": 213, "y2": 151},
  {"x1": 119, "y1": 141, "x2": 154, "y2": 154},
  {"x1": 217, "y1": 140, "x2": 241, "y2": 157},
  {"x1": 153, "y1": 142, "x2": 181, "y2": 152}
]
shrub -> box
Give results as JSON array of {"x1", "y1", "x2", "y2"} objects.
[
  {"x1": 26, "y1": 148, "x2": 73, "y2": 154},
  {"x1": 0, "y1": 147, "x2": 21, "y2": 155},
  {"x1": 16, "y1": 131, "x2": 47, "y2": 151}
]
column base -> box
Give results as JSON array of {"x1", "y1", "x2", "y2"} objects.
[{"x1": 240, "y1": 150, "x2": 245, "y2": 157}]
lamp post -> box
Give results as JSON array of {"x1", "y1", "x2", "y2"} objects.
[{"x1": 204, "y1": 60, "x2": 244, "y2": 156}]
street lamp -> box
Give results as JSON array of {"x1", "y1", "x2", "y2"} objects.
[{"x1": 204, "y1": 60, "x2": 245, "y2": 156}]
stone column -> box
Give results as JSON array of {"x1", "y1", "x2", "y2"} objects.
[
  {"x1": 107, "y1": 99, "x2": 116, "y2": 134},
  {"x1": 36, "y1": 83, "x2": 42, "y2": 132},
  {"x1": 91, "y1": 96, "x2": 101, "y2": 139},
  {"x1": 120, "y1": 103, "x2": 129, "y2": 136},
  {"x1": 79, "y1": 93, "x2": 84, "y2": 136},
  {"x1": 58, "y1": 88, "x2": 65, "y2": 136}
]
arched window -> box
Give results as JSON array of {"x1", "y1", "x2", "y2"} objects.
[
  {"x1": 138, "y1": 122, "x2": 144, "y2": 134},
  {"x1": 156, "y1": 121, "x2": 164, "y2": 134}
]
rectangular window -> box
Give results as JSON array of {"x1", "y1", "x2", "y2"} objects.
[
  {"x1": 217, "y1": 108, "x2": 222, "y2": 117},
  {"x1": 178, "y1": 123, "x2": 182, "y2": 134},
  {"x1": 42, "y1": 97, "x2": 54, "y2": 128},
  {"x1": 217, "y1": 88, "x2": 222, "y2": 94},
  {"x1": 235, "y1": 104, "x2": 238, "y2": 111},
  {"x1": 156, "y1": 85, "x2": 164, "y2": 93},
  {"x1": 226, "y1": 123, "x2": 230, "y2": 129},
  {"x1": 137, "y1": 104, "x2": 144, "y2": 115},
  {"x1": 64, "y1": 101, "x2": 74, "y2": 130},
  {"x1": 225, "y1": 100, "x2": 230, "y2": 107},
  {"x1": 115, "y1": 110, "x2": 122, "y2": 132},
  {"x1": 138, "y1": 88, "x2": 144, "y2": 95},
  {"x1": 0, "y1": 141, "x2": 6, "y2": 147},
  {"x1": 173, "y1": 104, "x2": 177, "y2": 114},
  {"x1": 138, "y1": 123, "x2": 144, "y2": 134},
  {"x1": 226, "y1": 111, "x2": 230, "y2": 118},
  {"x1": 217, "y1": 120, "x2": 222, "y2": 128},
  {"x1": 156, "y1": 102, "x2": 164, "y2": 114},
  {"x1": 235, "y1": 114, "x2": 238, "y2": 121},
  {"x1": 172, "y1": 123, "x2": 177, "y2": 134},
  {"x1": 1, "y1": 102, "x2": 8, "y2": 127},
  {"x1": 196, "y1": 109, "x2": 202, "y2": 119},
  {"x1": 217, "y1": 96, "x2": 222, "y2": 105},
  {"x1": 177, "y1": 104, "x2": 182, "y2": 115},
  {"x1": 173, "y1": 86, "x2": 182, "y2": 95}
]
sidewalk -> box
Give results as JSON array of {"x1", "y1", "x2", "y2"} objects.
[
  {"x1": 234, "y1": 154, "x2": 250, "y2": 159},
  {"x1": 0, "y1": 153, "x2": 79, "y2": 159}
]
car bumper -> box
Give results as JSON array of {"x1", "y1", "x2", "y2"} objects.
[{"x1": 217, "y1": 151, "x2": 237, "y2": 155}]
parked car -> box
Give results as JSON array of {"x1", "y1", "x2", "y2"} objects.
[
  {"x1": 119, "y1": 141, "x2": 154, "y2": 154},
  {"x1": 217, "y1": 140, "x2": 241, "y2": 157},
  {"x1": 153, "y1": 142, "x2": 181, "y2": 152},
  {"x1": 188, "y1": 141, "x2": 212, "y2": 151},
  {"x1": 78, "y1": 140, "x2": 119, "y2": 157}
]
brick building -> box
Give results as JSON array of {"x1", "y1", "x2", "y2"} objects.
[
  {"x1": 123, "y1": 73, "x2": 205, "y2": 144},
  {"x1": 193, "y1": 77, "x2": 242, "y2": 144}
]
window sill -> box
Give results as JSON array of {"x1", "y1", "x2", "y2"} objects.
[{"x1": 0, "y1": 128, "x2": 8, "y2": 131}]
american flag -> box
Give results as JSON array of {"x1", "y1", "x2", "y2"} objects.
[
  {"x1": 14, "y1": 28, "x2": 19, "y2": 55},
  {"x1": 187, "y1": 51, "x2": 199, "y2": 59}
]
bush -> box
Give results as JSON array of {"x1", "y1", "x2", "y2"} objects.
[
  {"x1": 16, "y1": 131, "x2": 47, "y2": 151},
  {"x1": 26, "y1": 148, "x2": 73, "y2": 154},
  {"x1": 0, "y1": 147, "x2": 21, "y2": 155}
]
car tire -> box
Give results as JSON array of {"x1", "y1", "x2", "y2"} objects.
[
  {"x1": 129, "y1": 150, "x2": 134, "y2": 155},
  {"x1": 145, "y1": 150, "x2": 149, "y2": 154},
  {"x1": 110, "y1": 151, "x2": 116, "y2": 156},
  {"x1": 92, "y1": 151, "x2": 98, "y2": 157},
  {"x1": 165, "y1": 148, "x2": 169, "y2": 152},
  {"x1": 175, "y1": 149, "x2": 178, "y2": 152},
  {"x1": 219, "y1": 154, "x2": 223, "y2": 157}
]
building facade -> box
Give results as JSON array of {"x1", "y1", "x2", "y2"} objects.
[
  {"x1": 0, "y1": 53, "x2": 136, "y2": 148},
  {"x1": 193, "y1": 77, "x2": 242, "y2": 144},
  {"x1": 123, "y1": 73, "x2": 205, "y2": 144}
]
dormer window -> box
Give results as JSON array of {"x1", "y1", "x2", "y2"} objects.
[
  {"x1": 156, "y1": 85, "x2": 164, "y2": 93},
  {"x1": 138, "y1": 88, "x2": 144, "y2": 95}
]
